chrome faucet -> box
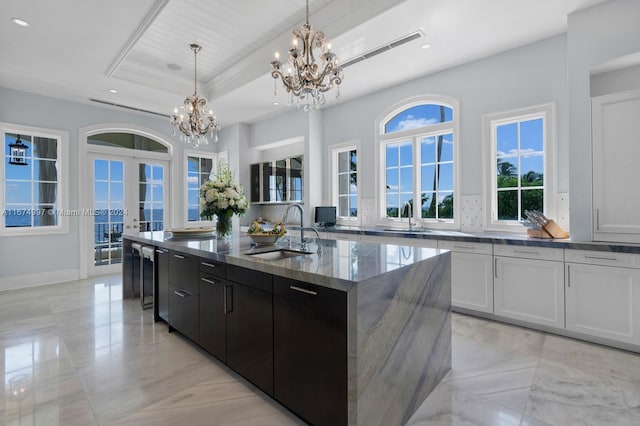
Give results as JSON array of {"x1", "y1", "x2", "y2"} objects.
[
  {"x1": 283, "y1": 203, "x2": 305, "y2": 247},
  {"x1": 404, "y1": 201, "x2": 414, "y2": 230}
]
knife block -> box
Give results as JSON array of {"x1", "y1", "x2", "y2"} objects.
[{"x1": 527, "y1": 219, "x2": 569, "y2": 239}]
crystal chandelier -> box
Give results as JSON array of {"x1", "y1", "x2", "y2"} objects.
[
  {"x1": 170, "y1": 43, "x2": 220, "y2": 146},
  {"x1": 271, "y1": 0, "x2": 343, "y2": 111}
]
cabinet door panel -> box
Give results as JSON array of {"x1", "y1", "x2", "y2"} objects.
[
  {"x1": 169, "y1": 251, "x2": 198, "y2": 294},
  {"x1": 168, "y1": 284, "x2": 199, "y2": 342},
  {"x1": 494, "y1": 257, "x2": 564, "y2": 328},
  {"x1": 274, "y1": 294, "x2": 347, "y2": 426},
  {"x1": 226, "y1": 282, "x2": 273, "y2": 395},
  {"x1": 199, "y1": 275, "x2": 227, "y2": 362},
  {"x1": 451, "y1": 252, "x2": 493, "y2": 313},
  {"x1": 566, "y1": 263, "x2": 640, "y2": 344},
  {"x1": 155, "y1": 248, "x2": 169, "y2": 322},
  {"x1": 592, "y1": 90, "x2": 640, "y2": 242}
]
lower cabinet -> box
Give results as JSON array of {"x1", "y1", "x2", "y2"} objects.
[
  {"x1": 168, "y1": 284, "x2": 199, "y2": 342},
  {"x1": 226, "y1": 265, "x2": 274, "y2": 395},
  {"x1": 273, "y1": 277, "x2": 347, "y2": 426},
  {"x1": 199, "y1": 274, "x2": 227, "y2": 362},
  {"x1": 438, "y1": 241, "x2": 493, "y2": 313},
  {"x1": 155, "y1": 247, "x2": 169, "y2": 322},
  {"x1": 566, "y1": 259, "x2": 640, "y2": 345},
  {"x1": 493, "y1": 247, "x2": 565, "y2": 328}
]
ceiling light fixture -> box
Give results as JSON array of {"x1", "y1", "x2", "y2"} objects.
[
  {"x1": 109, "y1": 89, "x2": 118, "y2": 93},
  {"x1": 421, "y1": 42, "x2": 431, "y2": 49},
  {"x1": 271, "y1": 0, "x2": 343, "y2": 112},
  {"x1": 12, "y1": 18, "x2": 30, "y2": 27},
  {"x1": 170, "y1": 43, "x2": 220, "y2": 146}
]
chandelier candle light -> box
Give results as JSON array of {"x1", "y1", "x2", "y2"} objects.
[
  {"x1": 171, "y1": 43, "x2": 220, "y2": 146},
  {"x1": 271, "y1": 0, "x2": 343, "y2": 111}
]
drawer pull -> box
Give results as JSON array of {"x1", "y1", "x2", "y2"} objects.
[
  {"x1": 514, "y1": 249, "x2": 539, "y2": 255},
  {"x1": 155, "y1": 249, "x2": 166, "y2": 254},
  {"x1": 201, "y1": 277, "x2": 218, "y2": 285},
  {"x1": 173, "y1": 254, "x2": 185, "y2": 259},
  {"x1": 290, "y1": 285, "x2": 317, "y2": 296},
  {"x1": 201, "y1": 262, "x2": 217, "y2": 268},
  {"x1": 584, "y1": 255, "x2": 617, "y2": 262},
  {"x1": 453, "y1": 245, "x2": 474, "y2": 250},
  {"x1": 174, "y1": 290, "x2": 187, "y2": 298}
]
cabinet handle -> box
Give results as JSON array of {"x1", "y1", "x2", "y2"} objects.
[
  {"x1": 584, "y1": 255, "x2": 617, "y2": 262},
  {"x1": 174, "y1": 290, "x2": 186, "y2": 298},
  {"x1": 453, "y1": 245, "x2": 474, "y2": 250},
  {"x1": 494, "y1": 258, "x2": 498, "y2": 278},
  {"x1": 567, "y1": 264, "x2": 570, "y2": 288},
  {"x1": 201, "y1": 277, "x2": 218, "y2": 285},
  {"x1": 596, "y1": 209, "x2": 600, "y2": 231},
  {"x1": 225, "y1": 285, "x2": 233, "y2": 313},
  {"x1": 201, "y1": 262, "x2": 217, "y2": 268},
  {"x1": 155, "y1": 249, "x2": 165, "y2": 254},
  {"x1": 290, "y1": 285, "x2": 317, "y2": 296},
  {"x1": 514, "y1": 249, "x2": 539, "y2": 255},
  {"x1": 173, "y1": 254, "x2": 185, "y2": 259}
]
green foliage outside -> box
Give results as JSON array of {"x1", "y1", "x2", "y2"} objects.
[{"x1": 496, "y1": 159, "x2": 543, "y2": 220}]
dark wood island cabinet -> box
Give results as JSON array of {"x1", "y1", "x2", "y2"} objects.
[{"x1": 125, "y1": 233, "x2": 451, "y2": 426}]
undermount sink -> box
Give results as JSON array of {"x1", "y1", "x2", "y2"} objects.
[
  {"x1": 245, "y1": 248, "x2": 312, "y2": 260},
  {"x1": 382, "y1": 228, "x2": 430, "y2": 233}
]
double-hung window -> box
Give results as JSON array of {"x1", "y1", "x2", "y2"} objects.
[
  {"x1": 378, "y1": 97, "x2": 459, "y2": 228},
  {"x1": 1, "y1": 125, "x2": 66, "y2": 235},
  {"x1": 185, "y1": 150, "x2": 227, "y2": 224},
  {"x1": 330, "y1": 143, "x2": 358, "y2": 224},
  {"x1": 483, "y1": 103, "x2": 555, "y2": 231}
]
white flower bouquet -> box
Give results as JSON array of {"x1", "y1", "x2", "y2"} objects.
[{"x1": 199, "y1": 163, "x2": 248, "y2": 237}]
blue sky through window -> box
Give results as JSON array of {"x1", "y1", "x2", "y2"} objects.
[{"x1": 385, "y1": 104, "x2": 453, "y2": 134}]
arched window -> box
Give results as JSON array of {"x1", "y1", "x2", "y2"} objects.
[{"x1": 378, "y1": 96, "x2": 459, "y2": 228}]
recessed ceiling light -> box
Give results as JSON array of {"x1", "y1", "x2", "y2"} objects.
[
  {"x1": 167, "y1": 63, "x2": 181, "y2": 71},
  {"x1": 12, "y1": 18, "x2": 30, "y2": 27},
  {"x1": 273, "y1": 101, "x2": 280, "y2": 106},
  {"x1": 421, "y1": 42, "x2": 431, "y2": 49},
  {"x1": 109, "y1": 89, "x2": 118, "y2": 93}
]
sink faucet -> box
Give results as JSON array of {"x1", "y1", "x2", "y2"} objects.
[
  {"x1": 283, "y1": 203, "x2": 305, "y2": 247},
  {"x1": 404, "y1": 201, "x2": 414, "y2": 230}
]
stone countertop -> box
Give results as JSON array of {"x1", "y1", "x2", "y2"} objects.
[
  {"x1": 320, "y1": 226, "x2": 640, "y2": 254},
  {"x1": 125, "y1": 231, "x2": 447, "y2": 292}
]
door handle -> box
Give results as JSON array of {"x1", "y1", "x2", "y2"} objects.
[{"x1": 225, "y1": 285, "x2": 233, "y2": 314}]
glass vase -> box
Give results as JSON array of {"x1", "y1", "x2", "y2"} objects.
[{"x1": 216, "y1": 214, "x2": 232, "y2": 240}]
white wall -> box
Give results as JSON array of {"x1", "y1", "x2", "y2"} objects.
[
  {"x1": 0, "y1": 87, "x2": 217, "y2": 287},
  {"x1": 567, "y1": 0, "x2": 640, "y2": 241}
]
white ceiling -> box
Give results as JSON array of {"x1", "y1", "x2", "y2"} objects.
[{"x1": 0, "y1": 0, "x2": 609, "y2": 127}]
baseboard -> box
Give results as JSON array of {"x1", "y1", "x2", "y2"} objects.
[{"x1": 0, "y1": 269, "x2": 80, "y2": 292}]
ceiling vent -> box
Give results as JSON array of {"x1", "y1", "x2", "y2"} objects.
[
  {"x1": 89, "y1": 98, "x2": 170, "y2": 118},
  {"x1": 342, "y1": 30, "x2": 424, "y2": 68}
]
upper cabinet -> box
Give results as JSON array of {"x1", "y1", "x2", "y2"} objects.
[
  {"x1": 251, "y1": 156, "x2": 303, "y2": 204},
  {"x1": 592, "y1": 89, "x2": 640, "y2": 243}
]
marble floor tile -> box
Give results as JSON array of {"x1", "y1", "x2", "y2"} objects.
[{"x1": 2, "y1": 275, "x2": 640, "y2": 425}]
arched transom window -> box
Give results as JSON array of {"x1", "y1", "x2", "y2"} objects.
[{"x1": 378, "y1": 97, "x2": 459, "y2": 228}]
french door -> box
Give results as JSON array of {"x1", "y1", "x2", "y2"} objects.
[{"x1": 88, "y1": 153, "x2": 169, "y2": 275}]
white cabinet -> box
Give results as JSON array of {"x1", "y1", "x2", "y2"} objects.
[
  {"x1": 493, "y1": 246, "x2": 565, "y2": 328},
  {"x1": 565, "y1": 250, "x2": 640, "y2": 345},
  {"x1": 592, "y1": 89, "x2": 640, "y2": 243},
  {"x1": 438, "y1": 241, "x2": 493, "y2": 313}
]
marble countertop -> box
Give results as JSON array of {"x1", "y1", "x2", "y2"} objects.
[
  {"x1": 126, "y1": 231, "x2": 447, "y2": 292},
  {"x1": 320, "y1": 226, "x2": 640, "y2": 254}
]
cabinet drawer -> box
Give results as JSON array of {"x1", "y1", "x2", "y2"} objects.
[
  {"x1": 274, "y1": 277, "x2": 346, "y2": 318},
  {"x1": 226, "y1": 264, "x2": 273, "y2": 293},
  {"x1": 169, "y1": 251, "x2": 199, "y2": 294},
  {"x1": 493, "y1": 245, "x2": 563, "y2": 261},
  {"x1": 438, "y1": 240, "x2": 492, "y2": 255},
  {"x1": 199, "y1": 258, "x2": 227, "y2": 278},
  {"x1": 565, "y1": 249, "x2": 639, "y2": 269}
]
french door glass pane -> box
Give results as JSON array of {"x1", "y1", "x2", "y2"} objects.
[{"x1": 94, "y1": 159, "x2": 124, "y2": 266}]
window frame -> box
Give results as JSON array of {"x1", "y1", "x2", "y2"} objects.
[
  {"x1": 329, "y1": 141, "x2": 360, "y2": 225},
  {"x1": 482, "y1": 103, "x2": 556, "y2": 232},
  {"x1": 184, "y1": 149, "x2": 227, "y2": 226},
  {"x1": 1, "y1": 123, "x2": 68, "y2": 236},
  {"x1": 376, "y1": 95, "x2": 460, "y2": 229}
]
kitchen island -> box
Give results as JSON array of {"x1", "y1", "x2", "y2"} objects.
[{"x1": 123, "y1": 232, "x2": 451, "y2": 426}]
